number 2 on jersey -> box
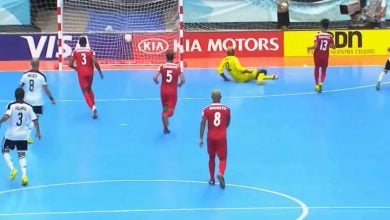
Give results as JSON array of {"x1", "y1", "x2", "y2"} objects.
[
  {"x1": 213, "y1": 111, "x2": 221, "y2": 127},
  {"x1": 166, "y1": 70, "x2": 173, "y2": 83}
]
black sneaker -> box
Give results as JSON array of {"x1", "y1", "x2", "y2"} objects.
[
  {"x1": 217, "y1": 175, "x2": 225, "y2": 189},
  {"x1": 208, "y1": 179, "x2": 215, "y2": 185},
  {"x1": 163, "y1": 128, "x2": 170, "y2": 134}
]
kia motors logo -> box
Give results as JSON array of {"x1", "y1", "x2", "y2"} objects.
[{"x1": 138, "y1": 38, "x2": 169, "y2": 55}]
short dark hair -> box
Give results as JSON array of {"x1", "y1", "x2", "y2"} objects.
[
  {"x1": 15, "y1": 88, "x2": 25, "y2": 100},
  {"x1": 320, "y1": 19, "x2": 330, "y2": 29},
  {"x1": 79, "y1": 36, "x2": 87, "y2": 46},
  {"x1": 166, "y1": 49, "x2": 174, "y2": 61}
]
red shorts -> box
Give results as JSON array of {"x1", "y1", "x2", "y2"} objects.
[
  {"x1": 314, "y1": 55, "x2": 329, "y2": 68},
  {"x1": 207, "y1": 138, "x2": 227, "y2": 159},
  {"x1": 161, "y1": 92, "x2": 177, "y2": 109},
  {"x1": 78, "y1": 74, "x2": 93, "y2": 89}
]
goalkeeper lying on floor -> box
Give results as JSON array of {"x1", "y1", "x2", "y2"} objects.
[{"x1": 217, "y1": 47, "x2": 278, "y2": 84}]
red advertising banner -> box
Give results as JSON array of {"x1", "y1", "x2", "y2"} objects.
[
  {"x1": 131, "y1": 33, "x2": 179, "y2": 64},
  {"x1": 130, "y1": 31, "x2": 284, "y2": 63},
  {"x1": 183, "y1": 31, "x2": 284, "y2": 58}
]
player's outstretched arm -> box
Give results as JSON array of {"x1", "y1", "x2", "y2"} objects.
[
  {"x1": 217, "y1": 58, "x2": 230, "y2": 81},
  {"x1": 92, "y1": 55, "x2": 103, "y2": 79},
  {"x1": 199, "y1": 117, "x2": 206, "y2": 147},
  {"x1": 219, "y1": 72, "x2": 230, "y2": 81},
  {"x1": 33, "y1": 119, "x2": 41, "y2": 140},
  {"x1": 43, "y1": 85, "x2": 55, "y2": 104}
]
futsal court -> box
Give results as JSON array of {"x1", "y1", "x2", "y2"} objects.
[{"x1": 0, "y1": 61, "x2": 389, "y2": 220}]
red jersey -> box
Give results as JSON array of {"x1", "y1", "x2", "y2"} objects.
[
  {"x1": 313, "y1": 32, "x2": 334, "y2": 58},
  {"x1": 72, "y1": 47, "x2": 95, "y2": 76},
  {"x1": 202, "y1": 103, "x2": 230, "y2": 141},
  {"x1": 158, "y1": 62, "x2": 182, "y2": 94}
]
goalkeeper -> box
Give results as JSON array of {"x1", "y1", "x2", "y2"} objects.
[{"x1": 217, "y1": 47, "x2": 278, "y2": 84}]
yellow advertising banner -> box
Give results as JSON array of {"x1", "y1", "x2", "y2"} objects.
[{"x1": 284, "y1": 30, "x2": 390, "y2": 57}]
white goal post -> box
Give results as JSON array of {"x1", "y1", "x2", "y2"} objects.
[{"x1": 56, "y1": 0, "x2": 184, "y2": 70}]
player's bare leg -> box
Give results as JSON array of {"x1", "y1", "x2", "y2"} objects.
[
  {"x1": 377, "y1": 70, "x2": 388, "y2": 91},
  {"x1": 2, "y1": 147, "x2": 17, "y2": 180},
  {"x1": 208, "y1": 154, "x2": 216, "y2": 185},
  {"x1": 18, "y1": 151, "x2": 28, "y2": 185}
]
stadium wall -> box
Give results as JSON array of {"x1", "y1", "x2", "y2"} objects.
[{"x1": 0, "y1": 29, "x2": 389, "y2": 61}]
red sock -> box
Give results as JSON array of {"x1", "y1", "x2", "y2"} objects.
[
  {"x1": 162, "y1": 112, "x2": 168, "y2": 129},
  {"x1": 209, "y1": 155, "x2": 215, "y2": 180},
  {"x1": 320, "y1": 67, "x2": 327, "y2": 83},
  {"x1": 83, "y1": 91, "x2": 94, "y2": 109},
  {"x1": 219, "y1": 159, "x2": 226, "y2": 176},
  {"x1": 314, "y1": 67, "x2": 320, "y2": 85},
  {"x1": 89, "y1": 90, "x2": 95, "y2": 104}
]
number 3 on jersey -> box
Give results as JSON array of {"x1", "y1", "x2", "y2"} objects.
[
  {"x1": 81, "y1": 53, "x2": 87, "y2": 65},
  {"x1": 213, "y1": 112, "x2": 221, "y2": 127},
  {"x1": 166, "y1": 70, "x2": 173, "y2": 83}
]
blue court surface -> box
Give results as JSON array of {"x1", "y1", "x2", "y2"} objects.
[{"x1": 0, "y1": 65, "x2": 389, "y2": 220}]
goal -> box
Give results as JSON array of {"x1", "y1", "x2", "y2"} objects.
[{"x1": 57, "y1": 0, "x2": 183, "y2": 69}]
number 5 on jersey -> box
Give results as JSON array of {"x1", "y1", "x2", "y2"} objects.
[{"x1": 166, "y1": 70, "x2": 173, "y2": 83}]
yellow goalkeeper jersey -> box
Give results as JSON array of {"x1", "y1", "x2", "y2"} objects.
[{"x1": 217, "y1": 55, "x2": 256, "y2": 82}]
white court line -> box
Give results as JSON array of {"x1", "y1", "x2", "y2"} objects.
[
  {"x1": 0, "y1": 179, "x2": 309, "y2": 220},
  {"x1": 1, "y1": 82, "x2": 388, "y2": 103},
  {"x1": 0, "y1": 64, "x2": 383, "y2": 73},
  {"x1": 0, "y1": 206, "x2": 389, "y2": 217}
]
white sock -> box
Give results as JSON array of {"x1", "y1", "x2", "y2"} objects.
[
  {"x1": 3, "y1": 152, "x2": 15, "y2": 170},
  {"x1": 19, "y1": 156, "x2": 27, "y2": 177},
  {"x1": 378, "y1": 71, "x2": 387, "y2": 82}
]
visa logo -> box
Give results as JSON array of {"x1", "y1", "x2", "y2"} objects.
[{"x1": 21, "y1": 35, "x2": 73, "y2": 59}]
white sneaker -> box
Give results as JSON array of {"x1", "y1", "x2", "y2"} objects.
[{"x1": 92, "y1": 106, "x2": 98, "y2": 119}]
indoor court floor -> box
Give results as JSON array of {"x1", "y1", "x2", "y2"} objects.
[{"x1": 0, "y1": 63, "x2": 389, "y2": 220}]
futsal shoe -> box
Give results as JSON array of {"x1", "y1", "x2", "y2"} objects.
[
  {"x1": 27, "y1": 137, "x2": 33, "y2": 144},
  {"x1": 163, "y1": 128, "x2": 170, "y2": 134},
  {"x1": 92, "y1": 108, "x2": 98, "y2": 119},
  {"x1": 272, "y1": 74, "x2": 279, "y2": 79},
  {"x1": 209, "y1": 179, "x2": 215, "y2": 185},
  {"x1": 376, "y1": 82, "x2": 381, "y2": 91},
  {"x1": 217, "y1": 174, "x2": 225, "y2": 189},
  {"x1": 21, "y1": 175, "x2": 28, "y2": 186},
  {"x1": 9, "y1": 168, "x2": 17, "y2": 181},
  {"x1": 318, "y1": 83, "x2": 323, "y2": 93},
  {"x1": 315, "y1": 84, "x2": 320, "y2": 92}
]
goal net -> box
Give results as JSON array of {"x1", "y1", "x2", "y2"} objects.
[{"x1": 62, "y1": 0, "x2": 181, "y2": 65}]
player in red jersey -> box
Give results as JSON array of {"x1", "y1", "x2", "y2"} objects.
[
  {"x1": 307, "y1": 18, "x2": 335, "y2": 93},
  {"x1": 153, "y1": 50, "x2": 185, "y2": 134},
  {"x1": 69, "y1": 36, "x2": 103, "y2": 119},
  {"x1": 199, "y1": 89, "x2": 231, "y2": 189}
]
